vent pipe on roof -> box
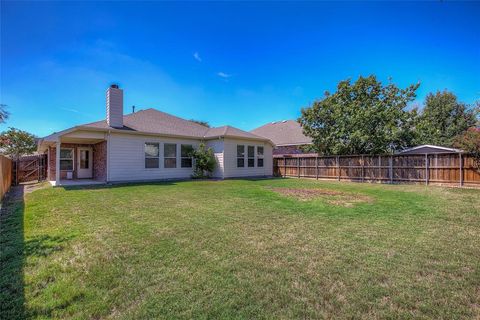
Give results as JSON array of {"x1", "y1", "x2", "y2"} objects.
[{"x1": 106, "y1": 84, "x2": 123, "y2": 128}]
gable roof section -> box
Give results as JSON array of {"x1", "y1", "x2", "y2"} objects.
[
  {"x1": 396, "y1": 145, "x2": 464, "y2": 154},
  {"x1": 83, "y1": 108, "x2": 210, "y2": 138},
  {"x1": 251, "y1": 120, "x2": 312, "y2": 146},
  {"x1": 205, "y1": 125, "x2": 266, "y2": 140},
  {"x1": 42, "y1": 108, "x2": 271, "y2": 144}
]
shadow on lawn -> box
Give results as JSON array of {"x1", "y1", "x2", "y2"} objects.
[
  {"x1": 60, "y1": 179, "x2": 190, "y2": 191},
  {"x1": 0, "y1": 186, "x2": 76, "y2": 319},
  {"x1": 0, "y1": 185, "x2": 26, "y2": 320}
]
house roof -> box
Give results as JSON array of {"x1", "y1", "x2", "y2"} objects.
[
  {"x1": 251, "y1": 120, "x2": 312, "y2": 146},
  {"x1": 41, "y1": 108, "x2": 271, "y2": 144},
  {"x1": 396, "y1": 145, "x2": 464, "y2": 155}
]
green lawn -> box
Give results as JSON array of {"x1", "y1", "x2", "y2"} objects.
[{"x1": 1, "y1": 179, "x2": 480, "y2": 319}]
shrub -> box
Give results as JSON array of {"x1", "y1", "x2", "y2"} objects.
[{"x1": 191, "y1": 143, "x2": 216, "y2": 178}]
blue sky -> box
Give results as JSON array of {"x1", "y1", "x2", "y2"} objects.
[{"x1": 1, "y1": 1, "x2": 479, "y2": 137}]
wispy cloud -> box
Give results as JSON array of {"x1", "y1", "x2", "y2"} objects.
[
  {"x1": 217, "y1": 72, "x2": 232, "y2": 79},
  {"x1": 193, "y1": 52, "x2": 202, "y2": 62},
  {"x1": 60, "y1": 107, "x2": 81, "y2": 113},
  {"x1": 59, "y1": 107, "x2": 90, "y2": 116}
]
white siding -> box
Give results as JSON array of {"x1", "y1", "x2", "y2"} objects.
[
  {"x1": 108, "y1": 133, "x2": 199, "y2": 182},
  {"x1": 206, "y1": 139, "x2": 225, "y2": 178},
  {"x1": 223, "y1": 138, "x2": 273, "y2": 178}
]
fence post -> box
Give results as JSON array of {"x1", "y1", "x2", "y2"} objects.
[
  {"x1": 315, "y1": 156, "x2": 319, "y2": 180},
  {"x1": 336, "y1": 156, "x2": 340, "y2": 181},
  {"x1": 389, "y1": 156, "x2": 393, "y2": 184},
  {"x1": 361, "y1": 155, "x2": 364, "y2": 182},
  {"x1": 459, "y1": 153, "x2": 463, "y2": 187},
  {"x1": 378, "y1": 155, "x2": 381, "y2": 183},
  {"x1": 297, "y1": 157, "x2": 300, "y2": 178},
  {"x1": 425, "y1": 154, "x2": 429, "y2": 185},
  {"x1": 284, "y1": 157, "x2": 286, "y2": 177}
]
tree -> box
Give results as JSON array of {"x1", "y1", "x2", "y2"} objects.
[
  {"x1": 0, "y1": 104, "x2": 9, "y2": 124},
  {"x1": 190, "y1": 119, "x2": 210, "y2": 127},
  {"x1": 0, "y1": 127, "x2": 37, "y2": 159},
  {"x1": 299, "y1": 75, "x2": 419, "y2": 155},
  {"x1": 191, "y1": 143, "x2": 216, "y2": 178},
  {"x1": 454, "y1": 127, "x2": 480, "y2": 172},
  {"x1": 415, "y1": 92, "x2": 478, "y2": 147}
]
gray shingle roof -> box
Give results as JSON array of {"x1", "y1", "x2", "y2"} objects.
[
  {"x1": 63, "y1": 108, "x2": 269, "y2": 142},
  {"x1": 83, "y1": 108, "x2": 210, "y2": 138},
  {"x1": 251, "y1": 120, "x2": 312, "y2": 146}
]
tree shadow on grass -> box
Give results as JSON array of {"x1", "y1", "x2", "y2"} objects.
[
  {"x1": 0, "y1": 185, "x2": 26, "y2": 320},
  {"x1": 0, "y1": 186, "x2": 78, "y2": 320}
]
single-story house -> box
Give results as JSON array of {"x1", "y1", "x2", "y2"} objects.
[
  {"x1": 38, "y1": 85, "x2": 274, "y2": 185},
  {"x1": 251, "y1": 120, "x2": 312, "y2": 155},
  {"x1": 396, "y1": 145, "x2": 463, "y2": 155}
]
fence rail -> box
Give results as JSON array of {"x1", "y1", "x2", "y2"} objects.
[
  {"x1": 0, "y1": 155, "x2": 12, "y2": 200},
  {"x1": 274, "y1": 153, "x2": 480, "y2": 186}
]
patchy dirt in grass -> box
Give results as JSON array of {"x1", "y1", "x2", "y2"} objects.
[{"x1": 270, "y1": 187, "x2": 374, "y2": 207}]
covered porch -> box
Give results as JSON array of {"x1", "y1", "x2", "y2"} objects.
[{"x1": 39, "y1": 129, "x2": 108, "y2": 186}]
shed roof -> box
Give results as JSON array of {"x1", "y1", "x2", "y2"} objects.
[{"x1": 396, "y1": 145, "x2": 463, "y2": 155}]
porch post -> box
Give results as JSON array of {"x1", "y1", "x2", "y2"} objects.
[{"x1": 55, "y1": 140, "x2": 60, "y2": 186}]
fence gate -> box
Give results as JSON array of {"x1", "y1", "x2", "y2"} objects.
[{"x1": 12, "y1": 154, "x2": 48, "y2": 184}]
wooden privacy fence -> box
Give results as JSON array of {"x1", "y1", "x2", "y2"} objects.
[
  {"x1": 12, "y1": 154, "x2": 48, "y2": 185},
  {"x1": 0, "y1": 155, "x2": 12, "y2": 200},
  {"x1": 274, "y1": 153, "x2": 480, "y2": 186}
]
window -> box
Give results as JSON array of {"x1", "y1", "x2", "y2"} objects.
[
  {"x1": 60, "y1": 148, "x2": 73, "y2": 170},
  {"x1": 164, "y1": 143, "x2": 177, "y2": 168},
  {"x1": 145, "y1": 143, "x2": 159, "y2": 168},
  {"x1": 181, "y1": 144, "x2": 193, "y2": 168},
  {"x1": 237, "y1": 145, "x2": 245, "y2": 167},
  {"x1": 247, "y1": 146, "x2": 255, "y2": 167},
  {"x1": 257, "y1": 146, "x2": 264, "y2": 167},
  {"x1": 80, "y1": 150, "x2": 89, "y2": 169}
]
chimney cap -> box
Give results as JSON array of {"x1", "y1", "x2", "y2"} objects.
[{"x1": 110, "y1": 84, "x2": 119, "y2": 89}]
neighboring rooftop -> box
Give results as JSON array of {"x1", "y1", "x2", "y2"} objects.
[
  {"x1": 251, "y1": 120, "x2": 312, "y2": 146},
  {"x1": 396, "y1": 145, "x2": 464, "y2": 155}
]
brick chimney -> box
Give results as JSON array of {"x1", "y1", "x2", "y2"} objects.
[{"x1": 106, "y1": 84, "x2": 123, "y2": 128}]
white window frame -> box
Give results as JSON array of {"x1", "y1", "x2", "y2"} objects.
[
  {"x1": 237, "y1": 145, "x2": 245, "y2": 168},
  {"x1": 257, "y1": 146, "x2": 264, "y2": 167},
  {"x1": 59, "y1": 148, "x2": 74, "y2": 171},
  {"x1": 164, "y1": 143, "x2": 177, "y2": 169},
  {"x1": 145, "y1": 142, "x2": 160, "y2": 169},
  {"x1": 180, "y1": 144, "x2": 194, "y2": 168},
  {"x1": 247, "y1": 145, "x2": 255, "y2": 167}
]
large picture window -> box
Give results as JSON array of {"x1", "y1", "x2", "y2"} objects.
[
  {"x1": 164, "y1": 143, "x2": 177, "y2": 168},
  {"x1": 257, "y1": 146, "x2": 264, "y2": 167},
  {"x1": 237, "y1": 145, "x2": 245, "y2": 167},
  {"x1": 181, "y1": 144, "x2": 193, "y2": 168},
  {"x1": 145, "y1": 143, "x2": 159, "y2": 168},
  {"x1": 247, "y1": 146, "x2": 255, "y2": 167},
  {"x1": 60, "y1": 148, "x2": 73, "y2": 170}
]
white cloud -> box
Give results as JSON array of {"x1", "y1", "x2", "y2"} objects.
[
  {"x1": 193, "y1": 52, "x2": 202, "y2": 62},
  {"x1": 217, "y1": 72, "x2": 232, "y2": 79}
]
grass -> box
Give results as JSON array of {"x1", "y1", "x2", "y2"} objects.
[{"x1": 1, "y1": 178, "x2": 479, "y2": 319}]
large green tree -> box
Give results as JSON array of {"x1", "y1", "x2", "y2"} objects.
[
  {"x1": 299, "y1": 75, "x2": 419, "y2": 155},
  {"x1": 415, "y1": 91, "x2": 478, "y2": 147},
  {"x1": 0, "y1": 127, "x2": 37, "y2": 159}
]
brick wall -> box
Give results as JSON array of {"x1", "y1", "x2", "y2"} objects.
[
  {"x1": 47, "y1": 141, "x2": 107, "y2": 181},
  {"x1": 93, "y1": 141, "x2": 107, "y2": 181}
]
